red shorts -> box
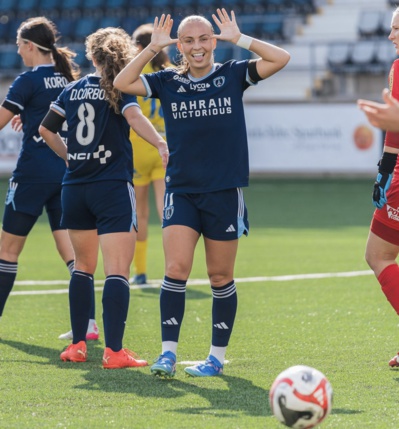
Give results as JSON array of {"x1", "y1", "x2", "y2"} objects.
[{"x1": 372, "y1": 177, "x2": 399, "y2": 245}]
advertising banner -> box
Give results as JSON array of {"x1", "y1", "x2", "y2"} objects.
[{"x1": 245, "y1": 103, "x2": 382, "y2": 175}]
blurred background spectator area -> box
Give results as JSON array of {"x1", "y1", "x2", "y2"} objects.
[{"x1": 0, "y1": 0, "x2": 396, "y2": 102}]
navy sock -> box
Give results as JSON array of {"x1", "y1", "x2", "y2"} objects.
[
  {"x1": 89, "y1": 278, "x2": 95, "y2": 320},
  {"x1": 0, "y1": 259, "x2": 17, "y2": 317},
  {"x1": 211, "y1": 281, "x2": 237, "y2": 347},
  {"x1": 102, "y1": 275, "x2": 130, "y2": 351},
  {"x1": 160, "y1": 276, "x2": 186, "y2": 342},
  {"x1": 69, "y1": 270, "x2": 93, "y2": 343}
]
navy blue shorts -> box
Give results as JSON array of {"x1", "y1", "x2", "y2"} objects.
[
  {"x1": 162, "y1": 188, "x2": 249, "y2": 240},
  {"x1": 61, "y1": 181, "x2": 137, "y2": 235},
  {"x1": 2, "y1": 180, "x2": 63, "y2": 235}
]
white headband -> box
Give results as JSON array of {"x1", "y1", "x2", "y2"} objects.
[{"x1": 22, "y1": 38, "x2": 52, "y2": 52}]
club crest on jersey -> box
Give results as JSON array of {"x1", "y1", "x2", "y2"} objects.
[
  {"x1": 213, "y1": 76, "x2": 225, "y2": 88},
  {"x1": 164, "y1": 205, "x2": 174, "y2": 220}
]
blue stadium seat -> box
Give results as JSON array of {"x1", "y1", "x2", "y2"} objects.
[
  {"x1": 239, "y1": 20, "x2": 261, "y2": 38},
  {"x1": 17, "y1": 0, "x2": 39, "y2": 14},
  {"x1": 173, "y1": 0, "x2": 197, "y2": 15},
  {"x1": 214, "y1": 43, "x2": 234, "y2": 63},
  {"x1": 7, "y1": 19, "x2": 22, "y2": 43},
  {"x1": 0, "y1": 49, "x2": 21, "y2": 71},
  {"x1": 56, "y1": 18, "x2": 77, "y2": 42},
  {"x1": 103, "y1": 0, "x2": 127, "y2": 13},
  {"x1": 150, "y1": 0, "x2": 173, "y2": 15},
  {"x1": 105, "y1": 0, "x2": 126, "y2": 6},
  {"x1": 73, "y1": 46, "x2": 92, "y2": 70},
  {"x1": 74, "y1": 17, "x2": 98, "y2": 41},
  {"x1": 82, "y1": 0, "x2": 105, "y2": 12},
  {"x1": 260, "y1": 13, "x2": 284, "y2": 40},
  {"x1": 289, "y1": 0, "x2": 316, "y2": 14},
  {"x1": 0, "y1": 0, "x2": 18, "y2": 16},
  {"x1": 98, "y1": 16, "x2": 121, "y2": 30},
  {"x1": 121, "y1": 17, "x2": 141, "y2": 36},
  {"x1": 265, "y1": 0, "x2": 287, "y2": 12},
  {"x1": 59, "y1": 0, "x2": 83, "y2": 17},
  {"x1": 0, "y1": 21, "x2": 10, "y2": 43},
  {"x1": 38, "y1": 0, "x2": 59, "y2": 9}
]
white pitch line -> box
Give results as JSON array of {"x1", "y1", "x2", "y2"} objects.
[{"x1": 9, "y1": 270, "x2": 374, "y2": 296}]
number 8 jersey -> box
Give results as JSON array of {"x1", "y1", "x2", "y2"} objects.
[{"x1": 51, "y1": 74, "x2": 139, "y2": 184}]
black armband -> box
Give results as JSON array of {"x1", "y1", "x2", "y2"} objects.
[
  {"x1": 41, "y1": 109, "x2": 65, "y2": 134},
  {"x1": 248, "y1": 60, "x2": 262, "y2": 83},
  {"x1": 1, "y1": 99, "x2": 20, "y2": 115}
]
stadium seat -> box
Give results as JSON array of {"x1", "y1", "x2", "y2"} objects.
[
  {"x1": 38, "y1": 0, "x2": 60, "y2": 17},
  {"x1": 239, "y1": 20, "x2": 261, "y2": 38},
  {"x1": 7, "y1": 19, "x2": 22, "y2": 43},
  {"x1": 260, "y1": 13, "x2": 285, "y2": 40},
  {"x1": 241, "y1": 0, "x2": 267, "y2": 14},
  {"x1": 350, "y1": 40, "x2": 379, "y2": 72},
  {"x1": 121, "y1": 17, "x2": 141, "y2": 36},
  {"x1": 82, "y1": 0, "x2": 105, "y2": 13},
  {"x1": 381, "y1": 10, "x2": 393, "y2": 36},
  {"x1": 56, "y1": 18, "x2": 77, "y2": 42},
  {"x1": 17, "y1": 0, "x2": 39, "y2": 15},
  {"x1": 173, "y1": 0, "x2": 197, "y2": 15},
  {"x1": 98, "y1": 16, "x2": 121, "y2": 30},
  {"x1": 214, "y1": 42, "x2": 234, "y2": 63},
  {"x1": 103, "y1": 0, "x2": 127, "y2": 15},
  {"x1": 0, "y1": 49, "x2": 21, "y2": 71},
  {"x1": 72, "y1": 46, "x2": 92, "y2": 70},
  {"x1": 358, "y1": 10, "x2": 382, "y2": 39},
  {"x1": 0, "y1": 20, "x2": 10, "y2": 44},
  {"x1": 288, "y1": 0, "x2": 316, "y2": 15},
  {"x1": 327, "y1": 41, "x2": 352, "y2": 73},
  {"x1": 0, "y1": 0, "x2": 17, "y2": 16},
  {"x1": 265, "y1": 0, "x2": 288, "y2": 12},
  {"x1": 74, "y1": 17, "x2": 98, "y2": 41},
  {"x1": 59, "y1": 0, "x2": 83, "y2": 18},
  {"x1": 375, "y1": 39, "x2": 397, "y2": 69},
  {"x1": 149, "y1": 0, "x2": 173, "y2": 16},
  {"x1": 38, "y1": 0, "x2": 59, "y2": 9}
]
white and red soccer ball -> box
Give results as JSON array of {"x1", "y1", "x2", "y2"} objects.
[{"x1": 269, "y1": 365, "x2": 333, "y2": 428}]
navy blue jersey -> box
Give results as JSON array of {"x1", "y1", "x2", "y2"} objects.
[
  {"x1": 141, "y1": 60, "x2": 256, "y2": 193},
  {"x1": 3, "y1": 64, "x2": 69, "y2": 183},
  {"x1": 51, "y1": 74, "x2": 138, "y2": 185}
]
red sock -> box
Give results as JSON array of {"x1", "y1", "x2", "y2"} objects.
[{"x1": 379, "y1": 264, "x2": 399, "y2": 315}]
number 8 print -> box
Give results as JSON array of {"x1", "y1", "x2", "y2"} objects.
[{"x1": 76, "y1": 102, "x2": 95, "y2": 146}]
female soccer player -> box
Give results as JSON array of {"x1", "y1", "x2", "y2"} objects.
[
  {"x1": 129, "y1": 23, "x2": 170, "y2": 285},
  {"x1": 359, "y1": 7, "x2": 399, "y2": 367},
  {"x1": 114, "y1": 9, "x2": 290, "y2": 377},
  {"x1": 0, "y1": 17, "x2": 100, "y2": 339},
  {"x1": 39, "y1": 27, "x2": 168, "y2": 368}
]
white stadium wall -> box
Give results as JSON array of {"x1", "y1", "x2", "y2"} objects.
[{"x1": 0, "y1": 100, "x2": 382, "y2": 177}]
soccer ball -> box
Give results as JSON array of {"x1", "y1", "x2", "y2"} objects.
[{"x1": 269, "y1": 365, "x2": 333, "y2": 429}]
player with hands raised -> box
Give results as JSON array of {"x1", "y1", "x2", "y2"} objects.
[{"x1": 115, "y1": 8, "x2": 289, "y2": 377}]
